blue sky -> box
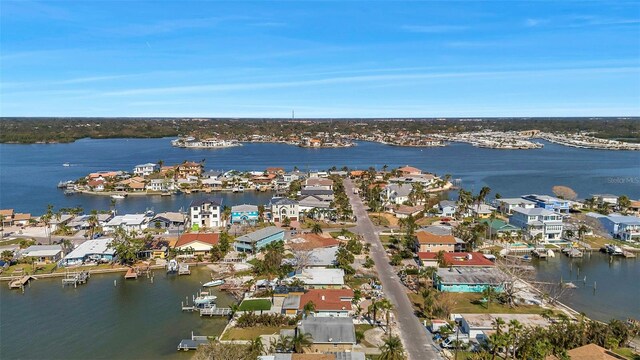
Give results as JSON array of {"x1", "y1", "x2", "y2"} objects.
[{"x1": 1, "y1": 1, "x2": 639, "y2": 117}]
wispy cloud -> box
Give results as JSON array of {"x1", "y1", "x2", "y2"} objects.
[
  {"x1": 524, "y1": 18, "x2": 549, "y2": 27},
  {"x1": 103, "y1": 15, "x2": 252, "y2": 36},
  {"x1": 401, "y1": 24, "x2": 468, "y2": 33},
  {"x1": 98, "y1": 66, "x2": 639, "y2": 97}
]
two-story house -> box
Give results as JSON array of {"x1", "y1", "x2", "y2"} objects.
[
  {"x1": 381, "y1": 183, "x2": 412, "y2": 205},
  {"x1": 133, "y1": 163, "x2": 159, "y2": 177},
  {"x1": 189, "y1": 198, "x2": 224, "y2": 229},
  {"x1": 416, "y1": 231, "x2": 456, "y2": 253},
  {"x1": 494, "y1": 198, "x2": 536, "y2": 215},
  {"x1": 436, "y1": 200, "x2": 457, "y2": 217},
  {"x1": 509, "y1": 207, "x2": 564, "y2": 242},
  {"x1": 230, "y1": 204, "x2": 259, "y2": 225},
  {"x1": 176, "y1": 161, "x2": 203, "y2": 179},
  {"x1": 522, "y1": 194, "x2": 570, "y2": 214},
  {"x1": 270, "y1": 197, "x2": 299, "y2": 223}
]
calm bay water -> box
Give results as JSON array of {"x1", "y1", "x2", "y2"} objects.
[
  {"x1": 0, "y1": 267, "x2": 235, "y2": 360},
  {"x1": 0, "y1": 138, "x2": 638, "y2": 214},
  {"x1": 0, "y1": 138, "x2": 639, "y2": 358},
  {"x1": 534, "y1": 252, "x2": 640, "y2": 322}
]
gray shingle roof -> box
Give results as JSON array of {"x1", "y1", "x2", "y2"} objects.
[{"x1": 299, "y1": 317, "x2": 356, "y2": 344}]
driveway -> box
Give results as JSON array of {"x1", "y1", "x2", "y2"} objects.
[{"x1": 344, "y1": 179, "x2": 442, "y2": 360}]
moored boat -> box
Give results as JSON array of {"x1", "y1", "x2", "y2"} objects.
[{"x1": 203, "y1": 279, "x2": 224, "y2": 287}]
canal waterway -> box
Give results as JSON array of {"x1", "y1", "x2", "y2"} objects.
[
  {"x1": 1, "y1": 138, "x2": 639, "y2": 215},
  {"x1": 0, "y1": 266, "x2": 236, "y2": 360},
  {"x1": 534, "y1": 251, "x2": 640, "y2": 322}
]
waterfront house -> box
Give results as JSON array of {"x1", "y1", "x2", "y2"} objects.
[
  {"x1": 419, "y1": 252, "x2": 495, "y2": 268},
  {"x1": 436, "y1": 200, "x2": 457, "y2": 217},
  {"x1": 141, "y1": 239, "x2": 170, "y2": 259},
  {"x1": 1, "y1": 209, "x2": 14, "y2": 226},
  {"x1": 87, "y1": 179, "x2": 105, "y2": 192},
  {"x1": 288, "y1": 268, "x2": 345, "y2": 289},
  {"x1": 146, "y1": 178, "x2": 175, "y2": 192},
  {"x1": 587, "y1": 213, "x2": 640, "y2": 241},
  {"x1": 295, "y1": 288, "x2": 354, "y2": 317},
  {"x1": 67, "y1": 213, "x2": 113, "y2": 231},
  {"x1": 381, "y1": 183, "x2": 412, "y2": 205},
  {"x1": 258, "y1": 352, "x2": 366, "y2": 360},
  {"x1": 389, "y1": 173, "x2": 437, "y2": 188},
  {"x1": 480, "y1": 219, "x2": 520, "y2": 238},
  {"x1": 522, "y1": 194, "x2": 570, "y2": 214},
  {"x1": 11, "y1": 213, "x2": 31, "y2": 227},
  {"x1": 468, "y1": 203, "x2": 495, "y2": 218},
  {"x1": 416, "y1": 231, "x2": 456, "y2": 253},
  {"x1": 398, "y1": 165, "x2": 422, "y2": 176},
  {"x1": 435, "y1": 267, "x2": 507, "y2": 293},
  {"x1": 509, "y1": 207, "x2": 564, "y2": 242},
  {"x1": 176, "y1": 161, "x2": 203, "y2": 179},
  {"x1": 189, "y1": 198, "x2": 224, "y2": 229},
  {"x1": 457, "y1": 313, "x2": 548, "y2": 342},
  {"x1": 104, "y1": 214, "x2": 149, "y2": 233},
  {"x1": 234, "y1": 226, "x2": 285, "y2": 252},
  {"x1": 547, "y1": 344, "x2": 619, "y2": 360},
  {"x1": 19, "y1": 245, "x2": 64, "y2": 263},
  {"x1": 62, "y1": 238, "x2": 116, "y2": 266},
  {"x1": 283, "y1": 170, "x2": 305, "y2": 183},
  {"x1": 175, "y1": 232, "x2": 219, "y2": 256},
  {"x1": 266, "y1": 167, "x2": 285, "y2": 175},
  {"x1": 150, "y1": 212, "x2": 186, "y2": 230},
  {"x1": 494, "y1": 198, "x2": 536, "y2": 215},
  {"x1": 592, "y1": 194, "x2": 619, "y2": 206},
  {"x1": 231, "y1": 204, "x2": 259, "y2": 225},
  {"x1": 133, "y1": 163, "x2": 159, "y2": 177},
  {"x1": 270, "y1": 197, "x2": 300, "y2": 223}
]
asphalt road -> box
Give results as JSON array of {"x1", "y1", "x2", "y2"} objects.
[{"x1": 344, "y1": 179, "x2": 442, "y2": 360}]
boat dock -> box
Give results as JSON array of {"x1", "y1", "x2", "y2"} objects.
[
  {"x1": 124, "y1": 268, "x2": 138, "y2": 279},
  {"x1": 199, "y1": 305, "x2": 232, "y2": 317},
  {"x1": 62, "y1": 271, "x2": 90, "y2": 287},
  {"x1": 9, "y1": 275, "x2": 35, "y2": 290},
  {"x1": 177, "y1": 332, "x2": 209, "y2": 351},
  {"x1": 562, "y1": 248, "x2": 583, "y2": 258},
  {"x1": 178, "y1": 263, "x2": 191, "y2": 275}
]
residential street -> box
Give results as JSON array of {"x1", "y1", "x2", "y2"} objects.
[{"x1": 344, "y1": 179, "x2": 442, "y2": 360}]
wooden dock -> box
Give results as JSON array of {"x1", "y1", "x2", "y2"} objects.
[
  {"x1": 177, "y1": 332, "x2": 209, "y2": 351},
  {"x1": 9, "y1": 275, "x2": 34, "y2": 290},
  {"x1": 124, "y1": 268, "x2": 138, "y2": 279},
  {"x1": 178, "y1": 264, "x2": 191, "y2": 275},
  {"x1": 199, "y1": 306, "x2": 232, "y2": 317},
  {"x1": 62, "y1": 271, "x2": 90, "y2": 287}
]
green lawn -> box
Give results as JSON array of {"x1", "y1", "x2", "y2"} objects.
[
  {"x1": 369, "y1": 215, "x2": 390, "y2": 226},
  {"x1": 222, "y1": 325, "x2": 293, "y2": 340},
  {"x1": 330, "y1": 230, "x2": 357, "y2": 239},
  {"x1": 444, "y1": 293, "x2": 548, "y2": 314},
  {"x1": 354, "y1": 324, "x2": 376, "y2": 347},
  {"x1": 612, "y1": 347, "x2": 637, "y2": 359},
  {"x1": 584, "y1": 236, "x2": 638, "y2": 249},
  {"x1": 238, "y1": 299, "x2": 272, "y2": 311},
  {"x1": 346, "y1": 275, "x2": 378, "y2": 289},
  {"x1": 0, "y1": 238, "x2": 34, "y2": 247}
]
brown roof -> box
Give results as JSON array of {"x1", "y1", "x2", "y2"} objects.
[
  {"x1": 289, "y1": 233, "x2": 340, "y2": 251},
  {"x1": 306, "y1": 178, "x2": 333, "y2": 187},
  {"x1": 175, "y1": 233, "x2": 219, "y2": 247},
  {"x1": 630, "y1": 200, "x2": 640, "y2": 208},
  {"x1": 416, "y1": 231, "x2": 456, "y2": 245},
  {"x1": 419, "y1": 252, "x2": 495, "y2": 267},
  {"x1": 350, "y1": 170, "x2": 365, "y2": 177},
  {"x1": 394, "y1": 205, "x2": 423, "y2": 215},
  {"x1": 291, "y1": 355, "x2": 335, "y2": 360},
  {"x1": 13, "y1": 213, "x2": 31, "y2": 221},
  {"x1": 398, "y1": 165, "x2": 421, "y2": 174},
  {"x1": 546, "y1": 344, "x2": 618, "y2": 360},
  {"x1": 87, "y1": 179, "x2": 105, "y2": 187},
  {"x1": 299, "y1": 289, "x2": 354, "y2": 311},
  {"x1": 0, "y1": 209, "x2": 14, "y2": 217}
]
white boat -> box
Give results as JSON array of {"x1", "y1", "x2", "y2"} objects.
[
  {"x1": 62, "y1": 163, "x2": 71, "y2": 167},
  {"x1": 605, "y1": 244, "x2": 623, "y2": 256},
  {"x1": 203, "y1": 279, "x2": 225, "y2": 287},
  {"x1": 167, "y1": 259, "x2": 178, "y2": 273},
  {"x1": 111, "y1": 194, "x2": 126, "y2": 199},
  {"x1": 193, "y1": 291, "x2": 217, "y2": 305},
  {"x1": 232, "y1": 186, "x2": 245, "y2": 193}
]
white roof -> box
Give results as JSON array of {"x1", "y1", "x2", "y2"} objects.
[
  {"x1": 511, "y1": 207, "x2": 555, "y2": 216},
  {"x1": 135, "y1": 163, "x2": 157, "y2": 167},
  {"x1": 64, "y1": 239, "x2": 115, "y2": 260},
  {"x1": 291, "y1": 268, "x2": 344, "y2": 285},
  {"x1": 497, "y1": 198, "x2": 536, "y2": 205},
  {"x1": 22, "y1": 245, "x2": 63, "y2": 258},
  {"x1": 106, "y1": 214, "x2": 147, "y2": 226}
]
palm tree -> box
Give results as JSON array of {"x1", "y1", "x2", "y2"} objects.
[
  {"x1": 482, "y1": 286, "x2": 498, "y2": 309},
  {"x1": 302, "y1": 301, "x2": 316, "y2": 318},
  {"x1": 88, "y1": 210, "x2": 99, "y2": 239},
  {"x1": 41, "y1": 204, "x2": 55, "y2": 245},
  {"x1": 310, "y1": 222, "x2": 323, "y2": 235},
  {"x1": 368, "y1": 298, "x2": 379, "y2": 323},
  {"x1": 274, "y1": 334, "x2": 291, "y2": 353},
  {"x1": 490, "y1": 317, "x2": 506, "y2": 360},
  {"x1": 378, "y1": 298, "x2": 393, "y2": 333},
  {"x1": 379, "y1": 335, "x2": 406, "y2": 360},
  {"x1": 290, "y1": 330, "x2": 313, "y2": 353},
  {"x1": 247, "y1": 336, "x2": 265, "y2": 356}
]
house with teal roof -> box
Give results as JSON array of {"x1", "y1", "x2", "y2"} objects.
[{"x1": 481, "y1": 218, "x2": 520, "y2": 238}]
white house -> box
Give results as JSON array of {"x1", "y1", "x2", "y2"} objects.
[
  {"x1": 494, "y1": 198, "x2": 536, "y2": 215},
  {"x1": 437, "y1": 200, "x2": 457, "y2": 217},
  {"x1": 587, "y1": 213, "x2": 640, "y2": 241},
  {"x1": 133, "y1": 163, "x2": 159, "y2": 177},
  {"x1": 382, "y1": 183, "x2": 413, "y2": 205},
  {"x1": 103, "y1": 214, "x2": 149, "y2": 233},
  {"x1": 270, "y1": 197, "x2": 300, "y2": 222},
  {"x1": 509, "y1": 207, "x2": 564, "y2": 242},
  {"x1": 145, "y1": 178, "x2": 175, "y2": 192},
  {"x1": 189, "y1": 198, "x2": 225, "y2": 229},
  {"x1": 62, "y1": 238, "x2": 116, "y2": 266}
]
